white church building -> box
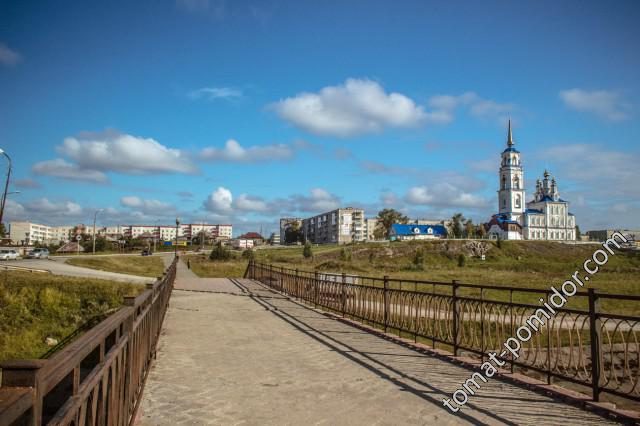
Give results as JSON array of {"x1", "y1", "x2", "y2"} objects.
[{"x1": 487, "y1": 121, "x2": 577, "y2": 241}]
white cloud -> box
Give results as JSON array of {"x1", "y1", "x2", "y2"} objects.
[
  {"x1": 0, "y1": 43, "x2": 21, "y2": 66},
  {"x1": 188, "y1": 86, "x2": 242, "y2": 100},
  {"x1": 32, "y1": 159, "x2": 109, "y2": 183},
  {"x1": 271, "y1": 78, "x2": 438, "y2": 137},
  {"x1": 25, "y1": 198, "x2": 82, "y2": 216},
  {"x1": 405, "y1": 183, "x2": 488, "y2": 209},
  {"x1": 290, "y1": 188, "x2": 341, "y2": 212},
  {"x1": 201, "y1": 139, "x2": 294, "y2": 162},
  {"x1": 428, "y1": 92, "x2": 514, "y2": 123},
  {"x1": 58, "y1": 131, "x2": 197, "y2": 175},
  {"x1": 120, "y1": 196, "x2": 172, "y2": 213},
  {"x1": 235, "y1": 194, "x2": 268, "y2": 212},
  {"x1": 559, "y1": 89, "x2": 630, "y2": 121},
  {"x1": 204, "y1": 187, "x2": 233, "y2": 214}
]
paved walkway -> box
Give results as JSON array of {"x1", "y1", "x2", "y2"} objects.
[{"x1": 137, "y1": 261, "x2": 618, "y2": 425}]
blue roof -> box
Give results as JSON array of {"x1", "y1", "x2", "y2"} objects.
[
  {"x1": 390, "y1": 224, "x2": 446, "y2": 236},
  {"x1": 494, "y1": 214, "x2": 520, "y2": 225},
  {"x1": 525, "y1": 208, "x2": 543, "y2": 214},
  {"x1": 540, "y1": 195, "x2": 568, "y2": 203},
  {"x1": 502, "y1": 147, "x2": 520, "y2": 153}
]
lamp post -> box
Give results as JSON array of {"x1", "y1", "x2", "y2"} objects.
[
  {"x1": 92, "y1": 209, "x2": 103, "y2": 254},
  {"x1": 175, "y1": 217, "x2": 180, "y2": 257},
  {"x1": 0, "y1": 149, "x2": 12, "y2": 227}
]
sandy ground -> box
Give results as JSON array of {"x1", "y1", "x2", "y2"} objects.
[{"x1": 136, "y1": 262, "x2": 618, "y2": 426}]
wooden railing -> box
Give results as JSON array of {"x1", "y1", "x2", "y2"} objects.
[{"x1": 0, "y1": 257, "x2": 177, "y2": 426}]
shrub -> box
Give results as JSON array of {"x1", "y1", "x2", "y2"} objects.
[
  {"x1": 457, "y1": 253, "x2": 466, "y2": 267},
  {"x1": 340, "y1": 247, "x2": 352, "y2": 261},
  {"x1": 303, "y1": 241, "x2": 313, "y2": 259},
  {"x1": 209, "y1": 242, "x2": 231, "y2": 261},
  {"x1": 413, "y1": 248, "x2": 425, "y2": 266},
  {"x1": 242, "y1": 249, "x2": 255, "y2": 260},
  {"x1": 496, "y1": 239, "x2": 502, "y2": 249}
]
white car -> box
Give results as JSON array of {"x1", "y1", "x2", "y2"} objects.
[
  {"x1": 0, "y1": 249, "x2": 20, "y2": 260},
  {"x1": 26, "y1": 248, "x2": 49, "y2": 259}
]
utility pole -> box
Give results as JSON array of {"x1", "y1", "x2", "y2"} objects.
[
  {"x1": 0, "y1": 149, "x2": 12, "y2": 227},
  {"x1": 175, "y1": 217, "x2": 180, "y2": 257},
  {"x1": 92, "y1": 209, "x2": 103, "y2": 254}
]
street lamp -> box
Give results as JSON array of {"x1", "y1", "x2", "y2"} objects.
[
  {"x1": 0, "y1": 149, "x2": 12, "y2": 227},
  {"x1": 175, "y1": 216, "x2": 180, "y2": 257},
  {"x1": 92, "y1": 209, "x2": 103, "y2": 254}
]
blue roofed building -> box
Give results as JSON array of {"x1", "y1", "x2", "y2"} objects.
[
  {"x1": 389, "y1": 224, "x2": 447, "y2": 241},
  {"x1": 487, "y1": 120, "x2": 577, "y2": 241}
]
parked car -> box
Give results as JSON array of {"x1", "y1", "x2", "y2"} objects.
[
  {"x1": 26, "y1": 248, "x2": 50, "y2": 259},
  {"x1": 141, "y1": 249, "x2": 152, "y2": 256},
  {"x1": 0, "y1": 249, "x2": 20, "y2": 260}
]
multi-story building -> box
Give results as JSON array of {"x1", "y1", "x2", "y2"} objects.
[
  {"x1": 118, "y1": 223, "x2": 232, "y2": 242},
  {"x1": 364, "y1": 218, "x2": 378, "y2": 241},
  {"x1": 8, "y1": 222, "x2": 73, "y2": 244},
  {"x1": 302, "y1": 207, "x2": 365, "y2": 244}
]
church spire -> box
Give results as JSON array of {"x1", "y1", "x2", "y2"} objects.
[{"x1": 507, "y1": 117, "x2": 514, "y2": 147}]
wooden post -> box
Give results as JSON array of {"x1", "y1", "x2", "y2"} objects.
[
  {"x1": 383, "y1": 276, "x2": 389, "y2": 333},
  {"x1": 0, "y1": 359, "x2": 47, "y2": 426}
]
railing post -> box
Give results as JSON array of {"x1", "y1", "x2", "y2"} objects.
[
  {"x1": 588, "y1": 288, "x2": 602, "y2": 402},
  {"x1": 314, "y1": 270, "x2": 319, "y2": 308},
  {"x1": 383, "y1": 276, "x2": 389, "y2": 333},
  {"x1": 341, "y1": 272, "x2": 347, "y2": 317},
  {"x1": 269, "y1": 264, "x2": 273, "y2": 288},
  {"x1": 452, "y1": 280, "x2": 459, "y2": 356},
  {"x1": 280, "y1": 266, "x2": 284, "y2": 292},
  {"x1": 294, "y1": 269, "x2": 299, "y2": 299},
  {"x1": 0, "y1": 359, "x2": 47, "y2": 426}
]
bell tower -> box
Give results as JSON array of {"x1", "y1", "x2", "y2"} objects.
[{"x1": 497, "y1": 119, "x2": 525, "y2": 220}]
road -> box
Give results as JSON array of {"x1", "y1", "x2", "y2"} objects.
[
  {"x1": 137, "y1": 261, "x2": 617, "y2": 425},
  {"x1": 0, "y1": 258, "x2": 158, "y2": 284}
]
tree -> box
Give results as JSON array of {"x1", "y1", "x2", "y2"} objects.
[
  {"x1": 477, "y1": 224, "x2": 487, "y2": 239},
  {"x1": 210, "y1": 242, "x2": 231, "y2": 261},
  {"x1": 464, "y1": 219, "x2": 475, "y2": 239},
  {"x1": 93, "y1": 236, "x2": 108, "y2": 252},
  {"x1": 0, "y1": 222, "x2": 6, "y2": 238},
  {"x1": 451, "y1": 213, "x2": 465, "y2": 238},
  {"x1": 413, "y1": 247, "x2": 425, "y2": 266},
  {"x1": 284, "y1": 222, "x2": 303, "y2": 245},
  {"x1": 457, "y1": 253, "x2": 466, "y2": 267},
  {"x1": 242, "y1": 249, "x2": 255, "y2": 260},
  {"x1": 340, "y1": 247, "x2": 352, "y2": 261},
  {"x1": 303, "y1": 241, "x2": 313, "y2": 259},
  {"x1": 374, "y1": 208, "x2": 409, "y2": 239},
  {"x1": 575, "y1": 225, "x2": 581, "y2": 239}
]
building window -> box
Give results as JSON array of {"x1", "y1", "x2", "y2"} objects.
[
  {"x1": 501, "y1": 175, "x2": 506, "y2": 190},
  {"x1": 515, "y1": 194, "x2": 521, "y2": 208}
]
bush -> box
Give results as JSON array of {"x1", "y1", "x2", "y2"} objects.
[
  {"x1": 457, "y1": 253, "x2": 466, "y2": 267},
  {"x1": 496, "y1": 239, "x2": 502, "y2": 249},
  {"x1": 242, "y1": 249, "x2": 255, "y2": 260},
  {"x1": 340, "y1": 247, "x2": 352, "y2": 261},
  {"x1": 413, "y1": 248, "x2": 425, "y2": 266},
  {"x1": 303, "y1": 242, "x2": 313, "y2": 259},
  {"x1": 209, "y1": 242, "x2": 231, "y2": 261}
]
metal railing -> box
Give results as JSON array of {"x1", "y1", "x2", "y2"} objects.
[
  {"x1": 0, "y1": 258, "x2": 177, "y2": 426},
  {"x1": 246, "y1": 261, "x2": 640, "y2": 404}
]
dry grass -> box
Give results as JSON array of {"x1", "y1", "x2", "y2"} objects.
[{"x1": 66, "y1": 255, "x2": 166, "y2": 278}]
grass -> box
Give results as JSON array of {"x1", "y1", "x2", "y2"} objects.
[
  {"x1": 185, "y1": 253, "x2": 248, "y2": 278},
  {"x1": 190, "y1": 240, "x2": 640, "y2": 315},
  {"x1": 0, "y1": 271, "x2": 141, "y2": 363},
  {"x1": 66, "y1": 255, "x2": 166, "y2": 278}
]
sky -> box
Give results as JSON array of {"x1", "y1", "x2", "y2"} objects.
[{"x1": 0, "y1": 0, "x2": 638, "y2": 236}]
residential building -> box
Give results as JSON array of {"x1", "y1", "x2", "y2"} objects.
[
  {"x1": 279, "y1": 218, "x2": 302, "y2": 244},
  {"x1": 487, "y1": 120, "x2": 577, "y2": 241},
  {"x1": 269, "y1": 233, "x2": 281, "y2": 245},
  {"x1": 302, "y1": 207, "x2": 365, "y2": 244},
  {"x1": 389, "y1": 224, "x2": 447, "y2": 241},
  {"x1": 364, "y1": 218, "x2": 378, "y2": 241},
  {"x1": 8, "y1": 222, "x2": 73, "y2": 245},
  {"x1": 232, "y1": 239, "x2": 254, "y2": 249},
  {"x1": 587, "y1": 229, "x2": 639, "y2": 244}
]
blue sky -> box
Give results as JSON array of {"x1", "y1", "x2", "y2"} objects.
[{"x1": 0, "y1": 0, "x2": 638, "y2": 235}]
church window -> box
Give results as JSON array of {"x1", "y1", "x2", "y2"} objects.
[
  {"x1": 501, "y1": 175, "x2": 506, "y2": 190},
  {"x1": 515, "y1": 194, "x2": 521, "y2": 208},
  {"x1": 514, "y1": 176, "x2": 520, "y2": 189},
  {"x1": 502, "y1": 198, "x2": 506, "y2": 208}
]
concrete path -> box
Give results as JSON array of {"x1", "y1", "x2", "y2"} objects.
[
  {"x1": 2, "y1": 258, "x2": 155, "y2": 284},
  {"x1": 137, "y1": 263, "x2": 618, "y2": 425}
]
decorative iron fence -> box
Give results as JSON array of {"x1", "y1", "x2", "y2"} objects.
[
  {"x1": 246, "y1": 261, "x2": 640, "y2": 404},
  {"x1": 0, "y1": 257, "x2": 177, "y2": 426}
]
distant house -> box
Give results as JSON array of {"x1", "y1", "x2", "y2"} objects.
[
  {"x1": 389, "y1": 224, "x2": 446, "y2": 241},
  {"x1": 239, "y1": 232, "x2": 264, "y2": 244},
  {"x1": 232, "y1": 239, "x2": 255, "y2": 249}
]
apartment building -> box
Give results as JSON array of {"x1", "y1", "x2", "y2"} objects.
[
  {"x1": 119, "y1": 223, "x2": 232, "y2": 242},
  {"x1": 302, "y1": 207, "x2": 365, "y2": 244},
  {"x1": 8, "y1": 222, "x2": 73, "y2": 245},
  {"x1": 364, "y1": 218, "x2": 378, "y2": 241}
]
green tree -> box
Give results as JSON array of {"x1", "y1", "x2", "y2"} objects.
[
  {"x1": 575, "y1": 225, "x2": 581, "y2": 239},
  {"x1": 0, "y1": 222, "x2": 6, "y2": 238},
  {"x1": 210, "y1": 242, "x2": 231, "y2": 261},
  {"x1": 242, "y1": 249, "x2": 255, "y2": 260},
  {"x1": 374, "y1": 208, "x2": 409, "y2": 239},
  {"x1": 464, "y1": 219, "x2": 475, "y2": 239},
  {"x1": 93, "y1": 236, "x2": 108, "y2": 252},
  {"x1": 451, "y1": 213, "x2": 465, "y2": 238},
  {"x1": 477, "y1": 224, "x2": 487, "y2": 239},
  {"x1": 284, "y1": 222, "x2": 303, "y2": 245},
  {"x1": 340, "y1": 247, "x2": 352, "y2": 261},
  {"x1": 457, "y1": 253, "x2": 466, "y2": 267},
  {"x1": 303, "y1": 241, "x2": 313, "y2": 259}
]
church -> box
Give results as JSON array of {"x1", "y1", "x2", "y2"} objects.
[{"x1": 487, "y1": 121, "x2": 577, "y2": 241}]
